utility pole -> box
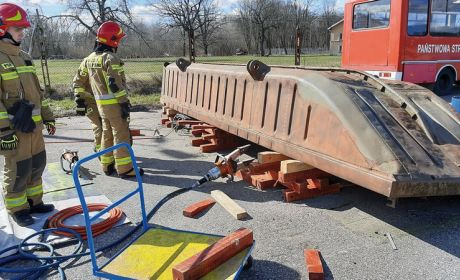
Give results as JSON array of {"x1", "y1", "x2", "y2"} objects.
[
  {"x1": 36, "y1": 9, "x2": 51, "y2": 95},
  {"x1": 295, "y1": 26, "x2": 301, "y2": 66}
]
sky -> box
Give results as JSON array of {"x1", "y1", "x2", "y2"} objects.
[{"x1": 18, "y1": 0, "x2": 344, "y2": 24}]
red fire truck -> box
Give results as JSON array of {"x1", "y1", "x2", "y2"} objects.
[{"x1": 341, "y1": 0, "x2": 460, "y2": 95}]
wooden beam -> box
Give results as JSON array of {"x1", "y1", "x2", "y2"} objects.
[
  {"x1": 304, "y1": 249, "x2": 324, "y2": 280},
  {"x1": 211, "y1": 190, "x2": 248, "y2": 220},
  {"x1": 257, "y1": 151, "x2": 291, "y2": 164},
  {"x1": 183, "y1": 198, "x2": 216, "y2": 218},
  {"x1": 172, "y1": 228, "x2": 254, "y2": 280},
  {"x1": 280, "y1": 160, "x2": 314, "y2": 174}
]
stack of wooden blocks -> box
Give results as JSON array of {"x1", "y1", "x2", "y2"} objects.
[
  {"x1": 190, "y1": 124, "x2": 243, "y2": 153},
  {"x1": 237, "y1": 151, "x2": 342, "y2": 202}
]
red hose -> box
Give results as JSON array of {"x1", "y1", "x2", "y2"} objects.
[{"x1": 46, "y1": 203, "x2": 124, "y2": 240}]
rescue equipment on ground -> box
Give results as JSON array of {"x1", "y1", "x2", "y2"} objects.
[
  {"x1": 60, "y1": 149, "x2": 79, "y2": 174},
  {"x1": 0, "y1": 143, "x2": 255, "y2": 279}
]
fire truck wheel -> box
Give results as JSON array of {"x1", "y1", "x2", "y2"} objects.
[{"x1": 434, "y1": 68, "x2": 455, "y2": 96}]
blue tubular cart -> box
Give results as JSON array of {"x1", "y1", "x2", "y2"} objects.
[{"x1": 72, "y1": 143, "x2": 254, "y2": 280}]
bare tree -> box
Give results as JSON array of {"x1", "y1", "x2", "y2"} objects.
[
  {"x1": 237, "y1": 0, "x2": 281, "y2": 56},
  {"x1": 47, "y1": 0, "x2": 149, "y2": 47},
  {"x1": 196, "y1": 0, "x2": 222, "y2": 56},
  {"x1": 319, "y1": 0, "x2": 340, "y2": 49},
  {"x1": 152, "y1": 0, "x2": 204, "y2": 60}
]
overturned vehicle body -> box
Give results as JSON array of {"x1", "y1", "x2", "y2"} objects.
[{"x1": 161, "y1": 60, "x2": 460, "y2": 199}]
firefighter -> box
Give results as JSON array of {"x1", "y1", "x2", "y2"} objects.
[
  {"x1": 0, "y1": 3, "x2": 56, "y2": 226},
  {"x1": 72, "y1": 63, "x2": 102, "y2": 153},
  {"x1": 75, "y1": 21, "x2": 143, "y2": 178}
]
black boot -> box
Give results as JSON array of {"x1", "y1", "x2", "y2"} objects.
[
  {"x1": 104, "y1": 162, "x2": 115, "y2": 176},
  {"x1": 119, "y1": 168, "x2": 144, "y2": 179},
  {"x1": 12, "y1": 209, "x2": 34, "y2": 227},
  {"x1": 29, "y1": 202, "x2": 55, "y2": 213}
]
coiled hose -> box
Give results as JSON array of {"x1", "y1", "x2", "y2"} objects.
[{"x1": 0, "y1": 176, "x2": 209, "y2": 280}]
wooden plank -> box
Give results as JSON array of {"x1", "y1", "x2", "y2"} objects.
[
  {"x1": 183, "y1": 198, "x2": 216, "y2": 218},
  {"x1": 257, "y1": 151, "x2": 291, "y2": 164},
  {"x1": 211, "y1": 190, "x2": 248, "y2": 220},
  {"x1": 280, "y1": 159, "x2": 314, "y2": 174},
  {"x1": 172, "y1": 228, "x2": 253, "y2": 280},
  {"x1": 304, "y1": 249, "x2": 325, "y2": 280}
]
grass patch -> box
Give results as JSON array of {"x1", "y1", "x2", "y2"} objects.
[
  {"x1": 44, "y1": 93, "x2": 161, "y2": 118},
  {"x1": 36, "y1": 55, "x2": 341, "y2": 91}
]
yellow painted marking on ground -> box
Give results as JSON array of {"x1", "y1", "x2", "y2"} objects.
[{"x1": 102, "y1": 228, "x2": 249, "y2": 280}]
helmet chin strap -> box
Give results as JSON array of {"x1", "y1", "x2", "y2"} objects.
[
  {"x1": 1, "y1": 32, "x2": 21, "y2": 46},
  {"x1": 93, "y1": 41, "x2": 115, "y2": 53}
]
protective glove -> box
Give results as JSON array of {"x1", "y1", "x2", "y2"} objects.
[
  {"x1": 75, "y1": 98, "x2": 87, "y2": 116},
  {"x1": 44, "y1": 120, "x2": 56, "y2": 135},
  {"x1": 120, "y1": 102, "x2": 131, "y2": 120},
  {"x1": 8, "y1": 100, "x2": 36, "y2": 133},
  {"x1": 0, "y1": 132, "x2": 19, "y2": 150}
]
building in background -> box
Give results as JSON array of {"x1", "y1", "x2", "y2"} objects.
[{"x1": 328, "y1": 19, "x2": 344, "y2": 55}]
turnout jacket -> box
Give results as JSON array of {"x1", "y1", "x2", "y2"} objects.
[
  {"x1": 73, "y1": 51, "x2": 129, "y2": 118},
  {"x1": 0, "y1": 40, "x2": 54, "y2": 138}
]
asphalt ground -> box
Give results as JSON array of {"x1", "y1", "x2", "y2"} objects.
[{"x1": 1, "y1": 110, "x2": 460, "y2": 280}]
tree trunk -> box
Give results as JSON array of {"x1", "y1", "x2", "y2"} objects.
[
  {"x1": 259, "y1": 31, "x2": 265, "y2": 56},
  {"x1": 188, "y1": 29, "x2": 195, "y2": 62}
]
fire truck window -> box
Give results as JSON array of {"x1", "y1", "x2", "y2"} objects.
[
  {"x1": 408, "y1": 0, "x2": 428, "y2": 36},
  {"x1": 430, "y1": 0, "x2": 460, "y2": 36},
  {"x1": 353, "y1": 0, "x2": 391, "y2": 30}
]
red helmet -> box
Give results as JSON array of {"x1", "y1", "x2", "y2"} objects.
[
  {"x1": 96, "y1": 21, "x2": 126, "y2": 48},
  {"x1": 0, "y1": 3, "x2": 31, "y2": 36}
]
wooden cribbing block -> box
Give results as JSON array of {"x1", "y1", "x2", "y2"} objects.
[
  {"x1": 211, "y1": 190, "x2": 248, "y2": 220},
  {"x1": 304, "y1": 249, "x2": 324, "y2": 280},
  {"x1": 172, "y1": 228, "x2": 254, "y2": 280},
  {"x1": 250, "y1": 170, "x2": 279, "y2": 190},
  {"x1": 191, "y1": 129, "x2": 206, "y2": 136},
  {"x1": 183, "y1": 198, "x2": 216, "y2": 218},
  {"x1": 257, "y1": 151, "x2": 291, "y2": 164},
  {"x1": 248, "y1": 161, "x2": 281, "y2": 173},
  {"x1": 202, "y1": 133, "x2": 217, "y2": 141},
  {"x1": 191, "y1": 138, "x2": 209, "y2": 147},
  {"x1": 307, "y1": 178, "x2": 329, "y2": 189},
  {"x1": 280, "y1": 160, "x2": 314, "y2": 174},
  {"x1": 191, "y1": 124, "x2": 215, "y2": 130},
  {"x1": 129, "y1": 129, "x2": 141, "y2": 136},
  {"x1": 283, "y1": 183, "x2": 341, "y2": 202},
  {"x1": 176, "y1": 120, "x2": 203, "y2": 126},
  {"x1": 278, "y1": 168, "x2": 329, "y2": 183}
]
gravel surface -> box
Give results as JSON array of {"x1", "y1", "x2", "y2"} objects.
[{"x1": 1, "y1": 110, "x2": 460, "y2": 280}]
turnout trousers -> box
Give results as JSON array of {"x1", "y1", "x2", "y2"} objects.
[
  {"x1": 99, "y1": 103, "x2": 132, "y2": 175},
  {"x1": 2, "y1": 129, "x2": 46, "y2": 214},
  {"x1": 86, "y1": 101, "x2": 103, "y2": 152}
]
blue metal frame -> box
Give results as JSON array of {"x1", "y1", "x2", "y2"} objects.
[
  {"x1": 73, "y1": 142, "x2": 254, "y2": 280},
  {"x1": 72, "y1": 143, "x2": 148, "y2": 276}
]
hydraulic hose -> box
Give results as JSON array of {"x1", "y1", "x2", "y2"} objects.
[
  {"x1": 0, "y1": 176, "x2": 211, "y2": 280},
  {"x1": 45, "y1": 203, "x2": 123, "y2": 239}
]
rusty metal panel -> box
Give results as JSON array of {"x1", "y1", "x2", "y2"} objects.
[{"x1": 161, "y1": 62, "x2": 460, "y2": 199}]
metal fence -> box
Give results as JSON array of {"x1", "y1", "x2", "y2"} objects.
[{"x1": 34, "y1": 52, "x2": 342, "y2": 98}]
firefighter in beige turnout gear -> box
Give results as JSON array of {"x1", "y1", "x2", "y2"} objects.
[
  {"x1": 0, "y1": 3, "x2": 56, "y2": 226},
  {"x1": 72, "y1": 62, "x2": 103, "y2": 152},
  {"x1": 75, "y1": 21, "x2": 143, "y2": 178}
]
